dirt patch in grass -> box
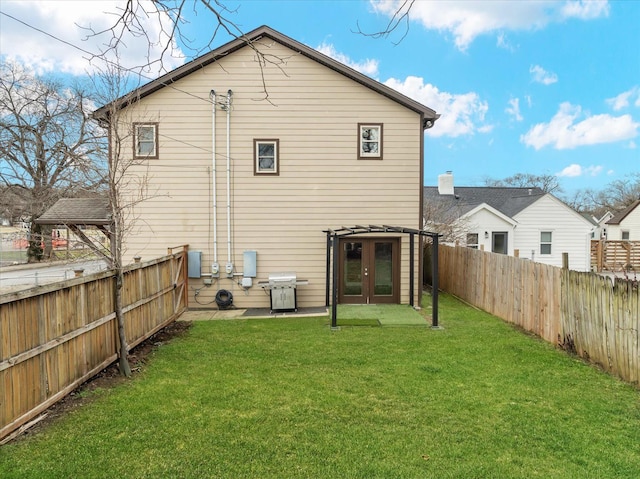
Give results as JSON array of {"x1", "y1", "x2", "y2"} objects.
[{"x1": 12, "y1": 320, "x2": 192, "y2": 442}]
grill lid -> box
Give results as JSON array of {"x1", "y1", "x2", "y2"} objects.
[{"x1": 268, "y1": 272, "x2": 297, "y2": 284}]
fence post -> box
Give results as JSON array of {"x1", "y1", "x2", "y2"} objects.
[
  {"x1": 514, "y1": 249, "x2": 519, "y2": 258},
  {"x1": 562, "y1": 253, "x2": 569, "y2": 270}
]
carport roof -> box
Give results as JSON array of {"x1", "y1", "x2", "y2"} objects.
[{"x1": 35, "y1": 198, "x2": 111, "y2": 226}]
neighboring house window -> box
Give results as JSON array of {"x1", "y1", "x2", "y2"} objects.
[
  {"x1": 540, "y1": 231, "x2": 552, "y2": 255},
  {"x1": 358, "y1": 123, "x2": 383, "y2": 160},
  {"x1": 466, "y1": 233, "x2": 479, "y2": 249},
  {"x1": 622, "y1": 230, "x2": 630, "y2": 240},
  {"x1": 254, "y1": 139, "x2": 279, "y2": 175},
  {"x1": 133, "y1": 123, "x2": 158, "y2": 159}
]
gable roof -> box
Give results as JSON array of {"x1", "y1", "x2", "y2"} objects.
[
  {"x1": 606, "y1": 199, "x2": 640, "y2": 225},
  {"x1": 423, "y1": 186, "x2": 545, "y2": 219},
  {"x1": 461, "y1": 203, "x2": 518, "y2": 226},
  {"x1": 93, "y1": 25, "x2": 439, "y2": 128},
  {"x1": 35, "y1": 198, "x2": 110, "y2": 226}
]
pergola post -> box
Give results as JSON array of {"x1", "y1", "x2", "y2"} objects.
[
  {"x1": 325, "y1": 231, "x2": 331, "y2": 307},
  {"x1": 331, "y1": 233, "x2": 339, "y2": 329},
  {"x1": 431, "y1": 234, "x2": 440, "y2": 328},
  {"x1": 409, "y1": 232, "x2": 415, "y2": 307}
]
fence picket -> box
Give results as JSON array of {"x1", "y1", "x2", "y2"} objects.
[
  {"x1": 1, "y1": 247, "x2": 188, "y2": 441},
  {"x1": 437, "y1": 245, "x2": 639, "y2": 385}
]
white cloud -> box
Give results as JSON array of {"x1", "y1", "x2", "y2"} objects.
[
  {"x1": 557, "y1": 164, "x2": 604, "y2": 178},
  {"x1": 506, "y1": 98, "x2": 523, "y2": 121},
  {"x1": 384, "y1": 76, "x2": 490, "y2": 137},
  {"x1": 530, "y1": 65, "x2": 558, "y2": 85},
  {"x1": 521, "y1": 102, "x2": 640, "y2": 150},
  {"x1": 606, "y1": 87, "x2": 640, "y2": 111},
  {"x1": 496, "y1": 32, "x2": 516, "y2": 51},
  {"x1": 561, "y1": 0, "x2": 610, "y2": 20},
  {"x1": 315, "y1": 43, "x2": 379, "y2": 76},
  {"x1": 371, "y1": 0, "x2": 609, "y2": 50},
  {"x1": 0, "y1": 0, "x2": 184, "y2": 77}
]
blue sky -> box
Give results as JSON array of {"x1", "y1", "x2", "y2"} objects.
[{"x1": 1, "y1": 0, "x2": 638, "y2": 196}]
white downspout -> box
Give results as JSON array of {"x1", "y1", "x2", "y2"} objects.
[
  {"x1": 225, "y1": 89, "x2": 233, "y2": 273},
  {"x1": 209, "y1": 90, "x2": 218, "y2": 270}
]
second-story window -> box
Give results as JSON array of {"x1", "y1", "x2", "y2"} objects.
[
  {"x1": 254, "y1": 139, "x2": 279, "y2": 175},
  {"x1": 358, "y1": 123, "x2": 383, "y2": 160},
  {"x1": 134, "y1": 123, "x2": 158, "y2": 159}
]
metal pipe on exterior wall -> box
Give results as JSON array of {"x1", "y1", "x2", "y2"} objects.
[
  {"x1": 209, "y1": 90, "x2": 218, "y2": 265},
  {"x1": 226, "y1": 90, "x2": 233, "y2": 269}
]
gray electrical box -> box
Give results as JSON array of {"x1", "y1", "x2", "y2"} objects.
[
  {"x1": 188, "y1": 251, "x2": 202, "y2": 278},
  {"x1": 243, "y1": 250, "x2": 257, "y2": 278}
]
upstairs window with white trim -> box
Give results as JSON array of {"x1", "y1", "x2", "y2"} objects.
[
  {"x1": 134, "y1": 123, "x2": 158, "y2": 159},
  {"x1": 622, "y1": 230, "x2": 630, "y2": 240},
  {"x1": 358, "y1": 123, "x2": 383, "y2": 160},
  {"x1": 540, "y1": 231, "x2": 552, "y2": 255},
  {"x1": 254, "y1": 139, "x2": 279, "y2": 175}
]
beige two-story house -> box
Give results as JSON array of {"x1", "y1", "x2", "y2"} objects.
[{"x1": 94, "y1": 25, "x2": 438, "y2": 310}]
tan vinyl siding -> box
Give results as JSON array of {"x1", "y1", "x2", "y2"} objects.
[{"x1": 115, "y1": 40, "x2": 424, "y2": 308}]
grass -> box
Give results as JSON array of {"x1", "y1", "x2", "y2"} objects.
[
  {"x1": 337, "y1": 303, "x2": 427, "y2": 326},
  {"x1": 1, "y1": 294, "x2": 639, "y2": 478}
]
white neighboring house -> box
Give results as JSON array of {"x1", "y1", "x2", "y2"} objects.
[
  {"x1": 424, "y1": 172, "x2": 596, "y2": 271},
  {"x1": 605, "y1": 199, "x2": 640, "y2": 240},
  {"x1": 592, "y1": 211, "x2": 614, "y2": 239}
]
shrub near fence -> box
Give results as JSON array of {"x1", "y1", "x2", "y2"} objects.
[
  {"x1": 436, "y1": 245, "x2": 639, "y2": 385},
  {"x1": 0, "y1": 246, "x2": 188, "y2": 441}
]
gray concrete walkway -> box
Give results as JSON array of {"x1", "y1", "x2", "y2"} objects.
[{"x1": 179, "y1": 307, "x2": 328, "y2": 321}]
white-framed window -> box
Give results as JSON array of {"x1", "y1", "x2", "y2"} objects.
[
  {"x1": 540, "y1": 231, "x2": 552, "y2": 255},
  {"x1": 466, "y1": 233, "x2": 479, "y2": 249},
  {"x1": 133, "y1": 123, "x2": 158, "y2": 159},
  {"x1": 622, "y1": 230, "x2": 630, "y2": 240},
  {"x1": 358, "y1": 123, "x2": 383, "y2": 159},
  {"x1": 254, "y1": 139, "x2": 279, "y2": 175}
]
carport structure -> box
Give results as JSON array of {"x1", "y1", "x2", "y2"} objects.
[{"x1": 324, "y1": 225, "x2": 441, "y2": 329}]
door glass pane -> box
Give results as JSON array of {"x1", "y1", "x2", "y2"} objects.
[
  {"x1": 374, "y1": 242, "x2": 393, "y2": 295},
  {"x1": 492, "y1": 233, "x2": 507, "y2": 254},
  {"x1": 343, "y1": 242, "x2": 362, "y2": 295}
]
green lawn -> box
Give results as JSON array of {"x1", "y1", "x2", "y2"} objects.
[{"x1": 1, "y1": 294, "x2": 638, "y2": 478}]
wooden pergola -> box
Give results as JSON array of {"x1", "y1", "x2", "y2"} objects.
[{"x1": 323, "y1": 225, "x2": 441, "y2": 329}]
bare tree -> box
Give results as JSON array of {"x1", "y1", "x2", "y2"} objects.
[
  {"x1": 70, "y1": 63, "x2": 159, "y2": 377},
  {"x1": 0, "y1": 60, "x2": 106, "y2": 261},
  {"x1": 565, "y1": 173, "x2": 640, "y2": 217},
  {"x1": 484, "y1": 173, "x2": 563, "y2": 195},
  {"x1": 423, "y1": 198, "x2": 471, "y2": 245},
  {"x1": 80, "y1": 0, "x2": 289, "y2": 102},
  {"x1": 354, "y1": 0, "x2": 416, "y2": 44}
]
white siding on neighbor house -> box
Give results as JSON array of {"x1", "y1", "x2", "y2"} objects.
[
  {"x1": 114, "y1": 40, "x2": 425, "y2": 309},
  {"x1": 463, "y1": 209, "x2": 515, "y2": 254},
  {"x1": 607, "y1": 205, "x2": 640, "y2": 240},
  {"x1": 513, "y1": 195, "x2": 593, "y2": 271}
]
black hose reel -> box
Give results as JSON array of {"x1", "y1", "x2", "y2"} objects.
[{"x1": 215, "y1": 289, "x2": 233, "y2": 310}]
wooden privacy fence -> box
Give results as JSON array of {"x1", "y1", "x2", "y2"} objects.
[
  {"x1": 591, "y1": 240, "x2": 640, "y2": 273},
  {"x1": 436, "y1": 245, "x2": 639, "y2": 385},
  {"x1": 0, "y1": 246, "x2": 188, "y2": 441}
]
